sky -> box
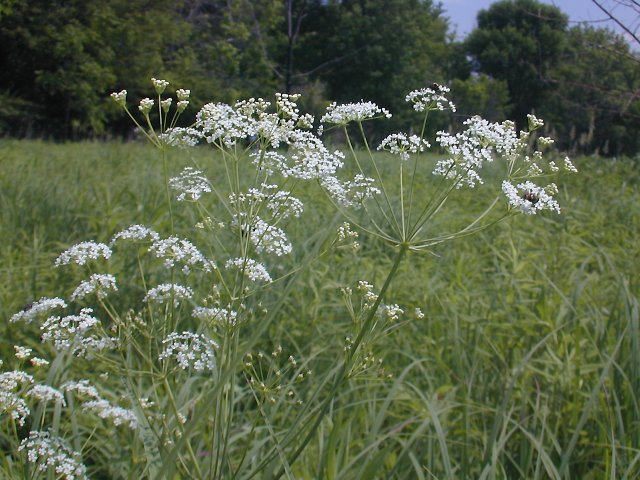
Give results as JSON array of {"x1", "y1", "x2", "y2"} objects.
[{"x1": 443, "y1": 0, "x2": 640, "y2": 43}]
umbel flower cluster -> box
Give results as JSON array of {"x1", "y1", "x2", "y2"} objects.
[{"x1": 1, "y1": 78, "x2": 576, "y2": 478}]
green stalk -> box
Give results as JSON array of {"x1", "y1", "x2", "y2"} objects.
[
  {"x1": 269, "y1": 242, "x2": 409, "y2": 478},
  {"x1": 162, "y1": 377, "x2": 204, "y2": 479},
  {"x1": 161, "y1": 147, "x2": 175, "y2": 234},
  {"x1": 357, "y1": 122, "x2": 402, "y2": 237}
]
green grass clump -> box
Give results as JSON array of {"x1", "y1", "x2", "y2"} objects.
[{"x1": 1, "y1": 139, "x2": 639, "y2": 478}]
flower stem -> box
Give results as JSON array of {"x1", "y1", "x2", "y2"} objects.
[{"x1": 270, "y1": 242, "x2": 409, "y2": 477}]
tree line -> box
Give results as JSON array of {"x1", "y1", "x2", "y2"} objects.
[{"x1": 1, "y1": 0, "x2": 638, "y2": 156}]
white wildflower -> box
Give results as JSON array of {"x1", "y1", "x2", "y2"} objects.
[
  {"x1": 336, "y1": 222, "x2": 360, "y2": 250},
  {"x1": 275, "y1": 92, "x2": 301, "y2": 119},
  {"x1": 527, "y1": 163, "x2": 543, "y2": 176},
  {"x1": 111, "y1": 224, "x2": 160, "y2": 244},
  {"x1": 139, "y1": 98, "x2": 154, "y2": 115},
  {"x1": 41, "y1": 308, "x2": 101, "y2": 351},
  {"x1": 193, "y1": 306, "x2": 238, "y2": 326},
  {"x1": 378, "y1": 133, "x2": 430, "y2": 160},
  {"x1": 0, "y1": 370, "x2": 34, "y2": 390},
  {"x1": 151, "y1": 77, "x2": 169, "y2": 94},
  {"x1": 55, "y1": 241, "x2": 112, "y2": 267},
  {"x1": 379, "y1": 303, "x2": 404, "y2": 321},
  {"x1": 357, "y1": 281, "x2": 378, "y2": 308},
  {"x1": 538, "y1": 137, "x2": 554, "y2": 148},
  {"x1": 320, "y1": 174, "x2": 380, "y2": 209},
  {"x1": 159, "y1": 332, "x2": 218, "y2": 372},
  {"x1": 70, "y1": 273, "x2": 117, "y2": 301},
  {"x1": 406, "y1": 84, "x2": 456, "y2": 112},
  {"x1": 266, "y1": 191, "x2": 304, "y2": 219},
  {"x1": 434, "y1": 116, "x2": 522, "y2": 188},
  {"x1": 14, "y1": 345, "x2": 32, "y2": 360},
  {"x1": 30, "y1": 357, "x2": 49, "y2": 367},
  {"x1": 110, "y1": 90, "x2": 127, "y2": 107},
  {"x1": 169, "y1": 167, "x2": 211, "y2": 201},
  {"x1": 10, "y1": 297, "x2": 67, "y2": 324},
  {"x1": 337, "y1": 222, "x2": 359, "y2": 243},
  {"x1": 285, "y1": 130, "x2": 345, "y2": 180},
  {"x1": 0, "y1": 370, "x2": 33, "y2": 426},
  {"x1": 160, "y1": 127, "x2": 202, "y2": 148},
  {"x1": 225, "y1": 258, "x2": 272, "y2": 283},
  {"x1": 150, "y1": 236, "x2": 215, "y2": 273},
  {"x1": 19, "y1": 431, "x2": 88, "y2": 480},
  {"x1": 321, "y1": 101, "x2": 391, "y2": 124},
  {"x1": 527, "y1": 114, "x2": 544, "y2": 130},
  {"x1": 27, "y1": 384, "x2": 66, "y2": 406},
  {"x1": 82, "y1": 399, "x2": 138, "y2": 429},
  {"x1": 62, "y1": 380, "x2": 101, "y2": 399},
  {"x1": 196, "y1": 102, "x2": 257, "y2": 148},
  {"x1": 72, "y1": 336, "x2": 117, "y2": 358},
  {"x1": 176, "y1": 88, "x2": 190, "y2": 101},
  {"x1": 564, "y1": 156, "x2": 578, "y2": 173},
  {"x1": 161, "y1": 98, "x2": 172, "y2": 112},
  {"x1": 251, "y1": 151, "x2": 288, "y2": 176},
  {"x1": 502, "y1": 180, "x2": 561, "y2": 215},
  {"x1": 144, "y1": 284, "x2": 193, "y2": 306},
  {"x1": 246, "y1": 217, "x2": 292, "y2": 256}
]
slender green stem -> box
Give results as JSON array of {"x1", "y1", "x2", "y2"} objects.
[
  {"x1": 343, "y1": 127, "x2": 395, "y2": 231},
  {"x1": 270, "y1": 242, "x2": 409, "y2": 477},
  {"x1": 406, "y1": 110, "x2": 429, "y2": 229},
  {"x1": 357, "y1": 121, "x2": 402, "y2": 237},
  {"x1": 163, "y1": 377, "x2": 204, "y2": 479},
  {"x1": 161, "y1": 148, "x2": 174, "y2": 234}
]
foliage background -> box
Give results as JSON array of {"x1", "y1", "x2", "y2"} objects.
[{"x1": 1, "y1": 0, "x2": 639, "y2": 155}]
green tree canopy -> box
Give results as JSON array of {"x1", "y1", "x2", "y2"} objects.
[
  {"x1": 543, "y1": 25, "x2": 640, "y2": 156},
  {"x1": 312, "y1": 0, "x2": 451, "y2": 132},
  {"x1": 0, "y1": 0, "x2": 188, "y2": 137},
  {"x1": 465, "y1": 0, "x2": 568, "y2": 128}
]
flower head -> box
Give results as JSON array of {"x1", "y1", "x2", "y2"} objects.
[
  {"x1": 159, "y1": 332, "x2": 218, "y2": 372},
  {"x1": 169, "y1": 167, "x2": 212, "y2": 201},
  {"x1": 19, "y1": 431, "x2": 88, "y2": 480},
  {"x1": 144, "y1": 284, "x2": 194, "y2": 306},
  {"x1": 110, "y1": 90, "x2": 127, "y2": 107},
  {"x1": 321, "y1": 101, "x2": 391, "y2": 125},
  {"x1": 176, "y1": 89, "x2": 190, "y2": 101},
  {"x1": 161, "y1": 98, "x2": 172, "y2": 112},
  {"x1": 150, "y1": 236, "x2": 215, "y2": 273},
  {"x1": 41, "y1": 308, "x2": 101, "y2": 351},
  {"x1": 10, "y1": 297, "x2": 67, "y2": 324},
  {"x1": 111, "y1": 224, "x2": 160, "y2": 245},
  {"x1": 27, "y1": 384, "x2": 66, "y2": 406},
  {"x1": 55, "y1": 242, "x2": 112, "y2": 267},
  {"x1": 225, "y1": 258, "x2": 272, "y2": 283},
  {"x1": 82, "y1": 399, "x2": 138, "y2": 429},
  {"x1": 138, "y1": 98, "x2": 154, "y2": 115},
  {"x1": 70, "y1": 274, "x2": 118, "y2": 301},
  {"x1": 502, "y1": 180, "x2": 560, "y2": 215},
  {"x1": 193, "y1": 306, "x2": 238, "y2": 326},
  {"x1": 151, "y1": 77, "x2": 169, "y2": 94},
  {"x1": 378, "y1": 133, "x2": 430, "y2": 160},
  {"x1": 406, "y1": 84, "x2": 456, "y2": 112}
]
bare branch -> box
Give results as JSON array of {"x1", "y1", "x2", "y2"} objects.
[{"x1": 591, "y1": 0, "x2": 640, "y2": 45}]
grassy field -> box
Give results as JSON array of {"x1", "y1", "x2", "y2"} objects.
[{"x1": 1, "y1": 139, "x2": 639, "y2": 479}]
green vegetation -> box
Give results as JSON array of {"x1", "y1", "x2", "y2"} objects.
[{"x1": 1, "y1": 139, "x2": 638, "y2": 478}]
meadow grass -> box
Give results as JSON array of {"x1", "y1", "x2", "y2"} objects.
[{"x1": 1, "y1": 139, "x2": 639, "y2": 478}]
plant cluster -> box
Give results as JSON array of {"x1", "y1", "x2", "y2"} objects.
[{"x1": 1, "y1": 78, "x2": 576, "y2": 478}]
